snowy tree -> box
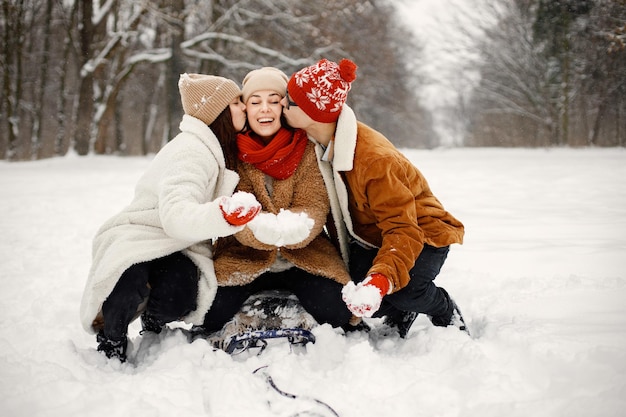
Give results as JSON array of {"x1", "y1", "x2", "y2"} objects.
[
  {"x1": 465, "y1": 0, "x2": 558, "y2": 146},
  {"x1": 465, "y1": 0, "x2": 625, "y2": 147},
  {"x1": 577, "y1": 0, "x2": 626, "y2": 146},
  {"x1": 1, "y1": 0, "x2": 430, "y2": 160}
]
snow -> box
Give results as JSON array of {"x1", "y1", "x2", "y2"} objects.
[
  {"x1": 248, "y1": 210, "x2": 314, "y2": 247},
  {"x1": 220, "y1": 191, "x2": 261, "y2": 216},
  {"x1": 341, "y1": 280, "x2": 384, "y2": 318},
  {"x1": 1, "y1": 147, "x2": 626, "y2": 417}
]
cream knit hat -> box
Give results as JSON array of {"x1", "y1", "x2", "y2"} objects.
[
  {"x1": 241, "y1": 67, "x2": 288, "y2": 103},
  {"x1": 178, "y1": 73, "x2": 241, "y2": 126}
]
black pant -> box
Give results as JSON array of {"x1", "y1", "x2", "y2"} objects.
[
  {"x1": 349, "y1": 242, "x2": 450, "y2": 318},
  {"x1": 203, "y1": 269, "x2": 352, "y2": 333},
  {"x1": 101, "y1": 252, "x2": 198, "y2": 340}
]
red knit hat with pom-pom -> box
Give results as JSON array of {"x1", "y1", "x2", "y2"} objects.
[{"x1": 287, "y1": 58, "x2": 357, "y2": 123}]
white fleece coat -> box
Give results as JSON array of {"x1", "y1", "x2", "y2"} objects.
[{"x1": 80, "y1": 115, "x2": 242, "y2": 334}]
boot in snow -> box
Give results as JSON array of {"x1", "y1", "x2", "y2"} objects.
[
  {"x1": 342, "y1": 317, "x2": 371, "y2": 334},
  {"x1": 383, "y1": 310, "x2": 418, "y2": 338},
  {"x1": 429, "y1": 288, "x2": 469, "y2": 335},
  {"x1": 96, "y1": 330, "x2": 128, "y2": 362},
  {"x1": 140, "y1": 311, "x2": 164, "y2": 335}
]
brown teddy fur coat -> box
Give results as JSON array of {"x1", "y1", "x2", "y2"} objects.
[{"x1": 213, "y1": 141, "x2": 351, "y2": 286}]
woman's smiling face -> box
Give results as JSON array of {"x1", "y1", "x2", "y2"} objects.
[{"x1": 245, "y1": 90, "x2": 284, "y2": 142}]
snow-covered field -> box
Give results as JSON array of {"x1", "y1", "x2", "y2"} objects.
[{"x1": 1, "y1": 147, "x2": 625, "y2": 417}]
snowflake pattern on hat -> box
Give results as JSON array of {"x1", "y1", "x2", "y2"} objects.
[
  {"x1": 307, "y1": 88, "x2": 332, "y2": 111},
  {"x1": 290, "y1": 59, "x2": 357, "y2": 121}
]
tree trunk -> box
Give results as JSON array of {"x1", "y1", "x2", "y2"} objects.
[
  {"x1": 55, "y1": 2, "x2": 79, "y2": 157},
  {"x1": 166, "y1": 0, "x2": 186, "y2": 143},
  {"x1": 32, "y1": 0, "x2": 53, "y2": 159},
  {"x1": 73, "y1": 0, "x2": 94, "y2": 156},
  {"x1": 2, "y1": 0, "x2": 26, "y2": 160},
  {"x1": 1, "y1": 1, "x2": 13, "y2": 159}
]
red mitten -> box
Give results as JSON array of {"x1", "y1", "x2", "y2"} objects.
[
  {"x1": 365, "y1": 273, "x2": 391, "y2": 296},
  {"x1": 341, "y1": 273, "x2": 391, "y2": 318},
  {"x1": 219, "y1": 192, "x2": 261, "y2": 226}
]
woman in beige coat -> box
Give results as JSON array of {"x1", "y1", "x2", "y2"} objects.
[{"x1": 202, "y1": 67, "x2": 353, "y2": 334}]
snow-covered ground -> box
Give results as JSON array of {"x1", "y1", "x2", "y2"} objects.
[{"x1": 1, "y1": 147, "x2": 625, "y2": 417}]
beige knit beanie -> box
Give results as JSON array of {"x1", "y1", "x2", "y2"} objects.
[
  {"x1": 241, "y1": 67, "x2": 288, "y2": 103},
  {"x1": 178, "y1": 73, "x2": 241, "y2": 126}
]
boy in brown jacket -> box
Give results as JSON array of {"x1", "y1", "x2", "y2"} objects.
[{"x1": 282, "y1": 58, "x2": 469, "y2": 337}]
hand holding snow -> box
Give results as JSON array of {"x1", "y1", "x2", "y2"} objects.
[
  {"x1": 247, "y1": 213, "x2": 282, "y2": 245},
  {"x1": 248, "y1": 209, "x2": 314, "y2": 246},
  {"x1": 275, "y1": 209, "x2": 314, "y2": 245},
  {"x1": 219, "y1": 191, "x2": 261, "y2": 226},
  {"x1": 341, "y1": 280, "x2": 384, "y2": 318}
]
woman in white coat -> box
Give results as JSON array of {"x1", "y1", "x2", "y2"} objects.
[{"x1": 79, "y1": 74, "x2": 261, "y2": 362}]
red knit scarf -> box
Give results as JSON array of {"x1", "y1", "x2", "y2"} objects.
[{"x1": 237, "y1": 128, "x2": 308, "y2": 180}]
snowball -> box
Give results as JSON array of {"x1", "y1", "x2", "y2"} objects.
[
  {"x1": 221, "y1": 191, "x2": 260, "y2": 215},
  {"x1": 248, "y1": 209, "x2": 314, "y2": 246},
  {"x1": 248, "y1": 213, "x2": 281, "y2": 245},
  {"x1": 341, "y1": 281, "x2": 382, "y2": 318}
]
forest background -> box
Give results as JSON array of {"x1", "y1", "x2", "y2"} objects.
[{"x1": 1, "y1": 0, "x2": 625, "y2": 161}]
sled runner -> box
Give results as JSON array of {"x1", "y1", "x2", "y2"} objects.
[{"x1": 224, "y1": 328, "x2": 316, "y2": 355}]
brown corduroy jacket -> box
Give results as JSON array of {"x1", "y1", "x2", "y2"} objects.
[
  {"x1": 213, "y1": 141, "x2": 351, "y2": 286},
  {"x1": 344, "y1": 122, "x2": 465, "y2": 290},
  {"x1": 311, "y1": 105, "x2": 464, "y2": 293}
]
